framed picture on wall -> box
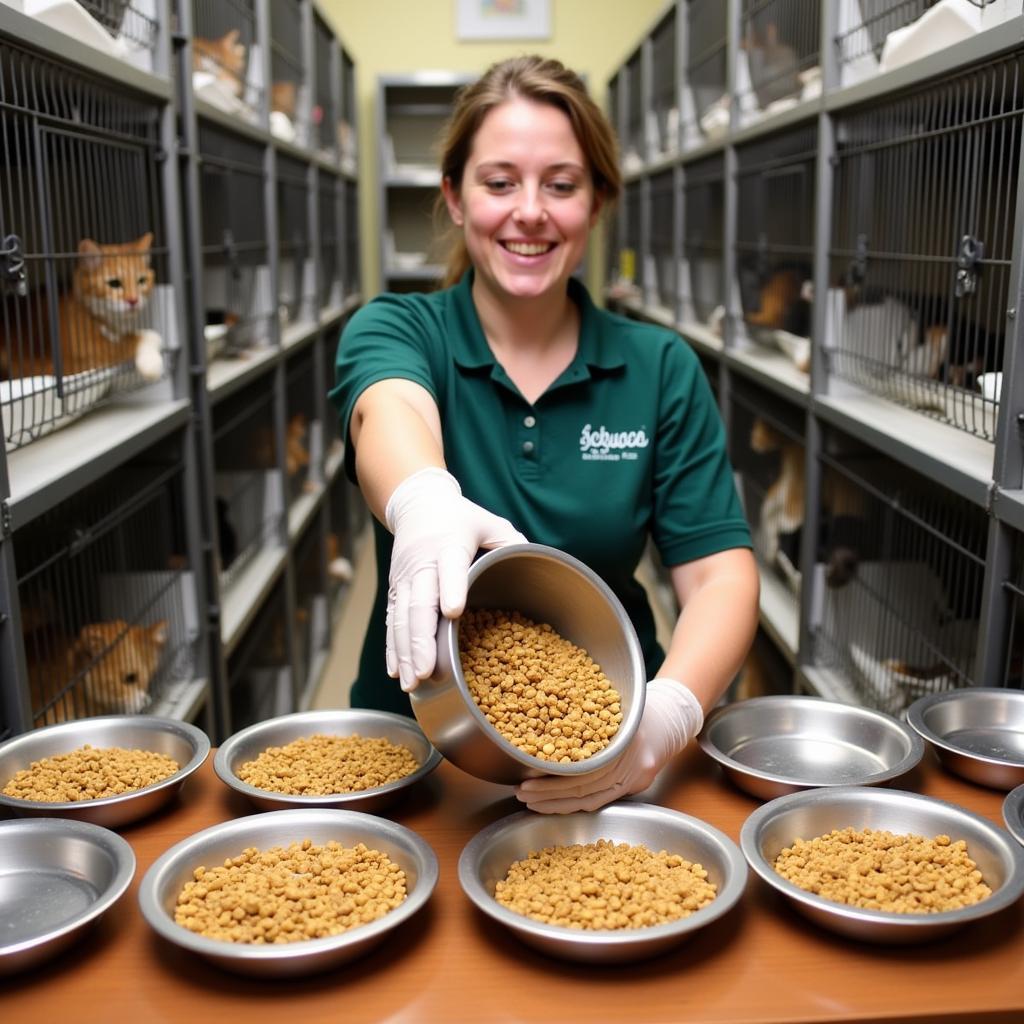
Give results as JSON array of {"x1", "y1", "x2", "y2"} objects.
[{"x1": 455, "y1": 0, "x2": 551, "y2": 41}]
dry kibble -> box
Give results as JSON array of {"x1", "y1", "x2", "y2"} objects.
[
  {"x1": 236, "y1": 734, "x2": 419, "y2": 795},
  {"x1": 773, "y1": 827, "x2": 992, "y2": 913},
  {"x1": 1, "y1": 744, "x2": 179, "y2": 802},
  {"x1": 495, "y1": 839, "x2": 717, "y2": 930},
  {"x1": 174, "y1": 840, "x2": 408, "y2": 943},
  {"x1": 459, "y1": 608, "x2": 623, "y2": 763}
]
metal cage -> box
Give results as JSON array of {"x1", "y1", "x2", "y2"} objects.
[
  {"x1": 276, "y1": 154, "x2": 316, "y2": 331},
  {"x1": 284, "y1": 347, "x2": 319, "y2": 504},
  {"x1": 827, "y1": 52, "x2": 1022, "y2": 441},
  {"x1": 319, "y1": 173, "x2": 342, "y2": 311},
  {"x1": 648, "y1": 170, "x2": 677, "y2": 316},
  {"x1": 624, "y1": 48, "x2": 645, "y2": 167},
  {"x1": 78, "y1": 0, "x2": 160, "y2": 72},
  {"x1": 325, "y1": 466, "x2": 354, "y2": 613},
  {"x1": 227, "y1": 582, "x2": 291, "y2": 731},
  {"x1": 735, "y1": 125, "x2": 817, "y2": 366},
  {"x1": 607, "y1": 71, "x2": 621, "y2": 143},
  {"x1": 293, "y1": 511, "x2": 328, "y2": 696},
  {"x1": 344, "y1": 181, "x2": 360, "y2": 299},
  {"x1": 313, "y1": 12, "x2": 336, "y2": 158},
  {"x1": 197, "y1": 123, "x2": 273, "y2": 359},
  {"x1": 810, "y1": 436, "x2": 988, "y2": 713},
  {"x1": 681, "y1": 154, "x2": 726, "y2": 328},
  {"x1": 16, "y1": 453, "x2": 197, "y2": 728},
  {"x1": 622, "y1": 182, "x2": 643, "y2": 296},
  {"x1": 0, "y1": 38, "x2": 172, "y2": 450},
  {"x1": 339, "y1": 47, "x2": 357, "y2": 170},
  {"x1": 738, "y1": 0, "x2": 821, "y2": 124},
  {"x1": 192, "y1": 0, "x2": 262, "y2": 120},
  {"x1": 682, "y1": 0, "x2": 729, "y2": 148},
  {"x1": 211, "y1": 377, "x2": 283, "y2": 587},
  {"x1": 269, "y1": 0, "x2": 308, "y2": 146},
  {"x1": 650, "y1": 8, "x2": 678, "y2": 160},
  {"x1": 1003, "y1": 530, "x2": 1024, "y2": 688}
]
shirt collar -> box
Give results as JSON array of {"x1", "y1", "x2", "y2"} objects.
[{"x1": 448, "y1": 270, "x2": 627, "y2": 373}]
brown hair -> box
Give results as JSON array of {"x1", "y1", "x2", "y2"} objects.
[{"x1": 433, "y1": 55, "x2": 622, "y2": 288}]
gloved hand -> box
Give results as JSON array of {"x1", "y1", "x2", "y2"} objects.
[
  {"x1": 514, "y1": 678, "x2": 704, "y2": 814},
  {"x1": 385, "y1": 466, "x2": 527, "y2": 693}
]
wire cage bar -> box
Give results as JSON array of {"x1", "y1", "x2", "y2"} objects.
[
  {"x1": 737, "y1": 0, "x2": 821, "y2": 127},
  {"x1": 1003, "y1": 530, "x2": 1023, "y2": 687},
  {"x1": 284, "y1": 347, "x2": 319, "y2": 504},
  {"x1": 269, "y1": 0, "x2": 308, "y2": 146},
  {"x1": 735, "y1": 125, "x2": 817, "y2": 370},
  {"x1": 623, "y1": 47, "x2": 645, "y2": 169},
  {"x1": 325, "y1": 465, "x2": 354, "y2": 613},
  {"x1": 322, "y1": 316, "x2": 345, "y2": 460},
  {"x1": 681, "y1": 154, "x2": 726, "y2": 329},
  {"x1": 607, "y1": 70, "x2": 622, "y2": 144},
  {"x1": 197, "y1": 122, "x2": 273, "y2": 361},
  {"x1": 827, "y1": 53, "x2": 1023, "y2": 441},
  {"x1": 319, "y1": 173, "x2": 342, "y2": 311},
  {"x1": 227, "y1": 582, "x2": 292, "y2": 731},
  {"x1": 648, "y1": 170, "x2": 677, "y2": 317},
  {"x1": 729, "y1": 383, "x2": 807, "y2": 597},
  {"x1": 809, "y1": 433, "x2": 989, "y2": 713},
  {"x1": 313, "y1": 12, "x2": 336, "y2": 158},
  {"x1": 15, "y1": 451, "x2": 198, "y2": 728},
  {"x1": 192, "y1": 0, "x2": 263, "y2": 122},
  {"x1": 293, "y1": 511, "x2": 329, "y2": 696},
  {"x1": 344, "y1": 181, "x2": 360, "y2": 298},
  {"x1": 650, "y1": 7, "x2": 678, "y2": 161},
  {"x1": 0, "y1": 39, "x2": 173, "y2": 451},
  {"x1": 681, "y1": 0, "x2": 730, "y2": 149},
  {"x1": 339, "y1": 46, "x2": 358, "y2": 172},
  {"x1": 76, "y1": 0, "x2": 160, "y2": 72},
  {"x1": 276, "y1": 154, "x2": 316, "y2": 332},
  {"x1": 211, "y1": 377, "x2": 284, "y2": 587}
]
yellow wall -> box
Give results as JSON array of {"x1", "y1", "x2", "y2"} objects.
[{"x1": 319, "y1": 0, "x2": 672, "y2": 298}]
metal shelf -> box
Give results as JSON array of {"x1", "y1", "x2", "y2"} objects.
[
  {"x1": 220, "y1": 544, "x2": 289, "y2": 657},
  {"x1": 288, "y1": 483, "x2": 324, "y2": 540},
  {"x1": 723, "y1": 348, "x2": 811, "y2": 406},
  {"x1": 206, "y1": 347, "x2": 280, "y2": 404},
  {"x1": 758, "y1": 565, "x2": 800, "y2": 667}
]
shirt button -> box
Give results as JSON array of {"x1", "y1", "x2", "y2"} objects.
[
  {"x1": 522, "y1": 441, "x2": 535, "y2": 454},
  {"x1": 523, "y1": 415, "x2": 536, "y2": 428}
]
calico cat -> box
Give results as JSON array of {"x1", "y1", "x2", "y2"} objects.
[
  {"x1": 28, "y1": 619, "x2": 168, "y2": 726},
  {"x1": 192, "y1": 29, "x2": 246, "y2": 98},
  {"x1": 742, "y1": 267, "x2": 812, "y2": 372},
  {"x1": 0, "y1": 234, "x2": 163, "y2": 382}
]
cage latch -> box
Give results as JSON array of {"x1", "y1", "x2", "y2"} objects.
[
  {"x1": 955, "y1": 234, "x2": 984, "y2": 298},
  {"x1": 0, "y1": 234, "x2": 27, "y2": 297}
]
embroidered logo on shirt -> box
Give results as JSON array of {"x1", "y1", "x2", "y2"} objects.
[{"x1": 578, "y1": 423, "x2": 649, "y2": 461}]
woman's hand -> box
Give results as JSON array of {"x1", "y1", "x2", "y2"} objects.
[
  {"x1": 385, "y1": 467, "x2": 526, "y2": 692},
  {"x1": 513, "y1": 678, "x2": 704, "y2": 814}
]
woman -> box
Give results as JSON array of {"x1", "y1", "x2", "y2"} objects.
[{"x1": 330, "y1": 55, "x2": 759, "y2": 814}]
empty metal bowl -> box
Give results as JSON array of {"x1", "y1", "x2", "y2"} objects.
[
  {"x1": 138, "y1": 808, "x2": 438, "y2": 977},
  {"x1": 741, "y1": 786, "x2": 1024, "y2": 943},
  {"x1": 458, "y1": 802, "x2": 747, "y2": 964},
  {"x1": 0, "y1": 817, "x2": 135, "y2": 975},
  {"x1": 0, "y1": 716, "x2": 211, "y2": 827},
  {"x1": 411, "y1": 543, "x2": 647, "y2": 785},
  {"x1": 214, "y1": 709, "x2": 441, "y2": 812},
  {"x1": 906, "y1": 688, "x2": 1024, "y2": 790},
  {"x1": 1004, "y1": 784, "x2": 1024, "y2": 847},
  {"x1": 698, "y1": 695, "x2": 924, "y2": 800}
]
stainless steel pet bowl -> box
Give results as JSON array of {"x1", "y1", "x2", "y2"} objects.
[
  {"x1": 214, "y1": 709, "x2": 441, "y2": 812},
  {"x1": 458, "y1": 802, "x2": 747, "y2": 964},
  {"x1": 699, "y1": 695, "x2": 924, "y2": 799},
  {"x1": 0, "y1": 817, "x2": 136, "y2": 975},
  {"x1": 410, "y1": 544, "x2": 646, "y2": 785},
  {"x1": 0, "y1": 716, "x2": 210, "y2": 827},
  {"x1": 741, "y1": 786, "x2": 1024, "y2": 944},
  {"x1": 138, "y1": 808, "x2": 438, "y2": 977},
  {"x1": 1004, "y1": 784, "x2": 1024, "y2": 847},
  {"x1": 906, "y1": 688, "x2": 1024, "y2": 790}
]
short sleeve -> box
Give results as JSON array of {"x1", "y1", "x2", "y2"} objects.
[{"x1": 650, "y1": 339, "x2": 751, "y2": 566}]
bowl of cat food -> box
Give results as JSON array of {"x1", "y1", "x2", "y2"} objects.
[
  {"x1": 906, "y1": 688, "x2": 1024, "y2": 790},
  {"x1": 740, "y1": 786, "x2": 1024, "y2": 944},
  {"x1": 138, "y1": 808, "x2": 438, "y2": 977},
  {"x1": 410, "y1": 544, "x2": 647, "y2": 785},
  {"x1": 458, "y1": 802, "x2": 747, "y2": 963},
  {"x1": 214, "y1": 709, "x2": 442, "y2": 812},
  {"x1": 0, "y1": 716, "x2": 210, "y2": 827}
]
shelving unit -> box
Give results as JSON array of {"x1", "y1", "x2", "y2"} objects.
[
  {"x1": 606, "y1": 0, "x2": 1024, "y2": 709},
  {"x1": 0, "y1": 0, "x2": 364, "y2": 743},
  {"x1": 377, "y1": 72, "x2": 475, "y2": 293}
]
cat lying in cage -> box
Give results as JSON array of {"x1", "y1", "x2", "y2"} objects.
[
  {"x1": 192, "y1": 29, "x2": 246, "y2": 99},
  {"x1": 741, "y1": 267, "x2": 813, "y2": 372},
  {"x1": 27, "y1": 618, "x2": 168, "y2": 726},
  {"x1": 0, "y1": 233, "x2": 163, "y2": 384}
]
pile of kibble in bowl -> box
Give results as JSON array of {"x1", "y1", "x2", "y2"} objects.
[{"x1": 458, "y1": 608, "x2": 622, "y2": 763}]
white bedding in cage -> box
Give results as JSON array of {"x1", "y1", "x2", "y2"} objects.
[
  {"x1": 812, "y1": 560, "x2": 977, "y2": 715},
  {"x1": 19, "y1": 0, "x2": 156, "y2": 72}
]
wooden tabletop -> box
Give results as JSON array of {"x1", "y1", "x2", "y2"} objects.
[{"x1": 2, "y1": 746, "x2": 1023, "y2": 1024}]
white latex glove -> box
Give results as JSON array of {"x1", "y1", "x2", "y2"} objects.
[
  {"x1": 514, "y1": 678, "x2": 704, "y2": 814},
  {"x1": 385, "y1": 467, "x2": 527, "y2": 693}
]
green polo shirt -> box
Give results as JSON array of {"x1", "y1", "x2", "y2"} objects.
[{"x1": 329, "y1": 271, "x2": 750, "y2": 717}]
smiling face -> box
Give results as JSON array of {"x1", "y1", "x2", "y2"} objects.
[{"x1": 442, "y1": 98, "x2": 601, "y2": 305}]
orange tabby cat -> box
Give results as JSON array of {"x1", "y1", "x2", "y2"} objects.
[
  {"x1": 28, "y1": 619, "x2": 168, "y2": 726},
  {"x1": 271, "y1": 79, "x2": 298, "y2": 118},
  {"x1": 0, "y1": 233, "x2": 162, "y2": 381},
  {"x1": 193, "y1": 29, "x2": 246, "y2": 98}
]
